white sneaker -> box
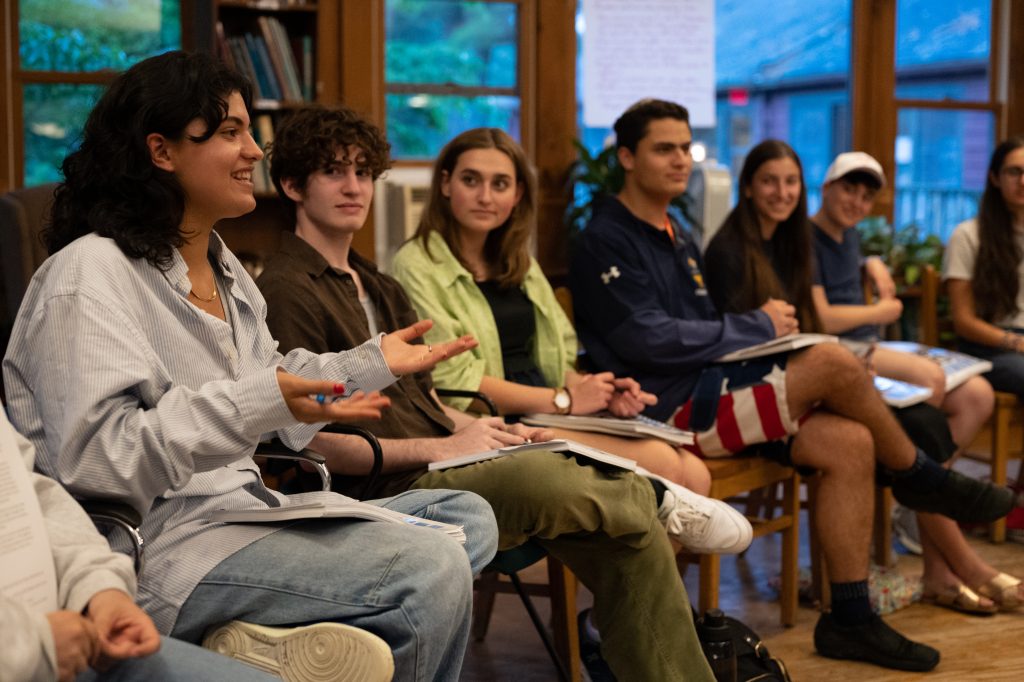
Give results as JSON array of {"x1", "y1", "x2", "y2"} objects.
[
  {"x1": 655, "y1": 478, "x2": 753, "y2": 554},
  {"x1": 203, "y1": 621, "x2": 395, "y2": 682},
  {"x1": 892, "y1": 504, "x2": 923, "y2": 555}
]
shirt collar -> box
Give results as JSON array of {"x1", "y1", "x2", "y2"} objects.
[
  {"x1": 166, "y1": 231, "x2": 236, "y2": 296},
  {"x1": 279, "y1": 230, "x2": 380, "y2": 281},
  {"x1": 422, "y1": 231, "x2": 475, "y2": 288}
]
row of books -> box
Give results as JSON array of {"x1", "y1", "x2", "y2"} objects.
[{"x1": 216, "y1": 17, "x2": 313, "y2": 104}]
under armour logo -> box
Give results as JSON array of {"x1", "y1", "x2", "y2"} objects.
[{"x1": 600, "y1": 266, "x2": 621, "y2": 285}]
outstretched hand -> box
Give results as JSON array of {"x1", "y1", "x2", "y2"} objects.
[
  {"x1": 381, "y1": 320, "x2": 478, "y2": 376},
  {"x1": 277, "y1": 371, "x2": 391, "y2": 423}
]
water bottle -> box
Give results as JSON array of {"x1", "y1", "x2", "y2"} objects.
[{"x1": 697, "y1": 608, "x2": 737, "y2": 682}]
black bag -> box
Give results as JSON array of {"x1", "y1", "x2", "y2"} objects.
[{"x1": 697, "y1": 612, "x2": 792, "y2": 682}]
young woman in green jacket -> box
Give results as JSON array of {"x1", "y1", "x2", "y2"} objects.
[{"x1": 391, "y1": 127, "x2": 711, "y2": 493}]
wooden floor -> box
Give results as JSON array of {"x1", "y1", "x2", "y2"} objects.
[{"x1": 461, "y1": 454, "x2": 1024, "y2": 681}]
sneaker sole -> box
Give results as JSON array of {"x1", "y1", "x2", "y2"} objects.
[{"x1": 203, "y1": 621, "x2": 394, "y2": 682}]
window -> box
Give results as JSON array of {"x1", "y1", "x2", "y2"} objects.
[
  {"x1": 14, "y1": 0, "x2": 181, "y2": 186},
  {"x1": 384, "y1": 0, "x2": 524, "y2": 159},
  {"x1": 576, "y1": 0, "x2": 852, "y2": 218},
  {"x1": 892, "y1": 0, "x2": 995, "y2": 241}
]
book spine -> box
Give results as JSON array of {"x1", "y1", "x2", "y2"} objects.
[
  {"x1": 252, "y1": 34, "x2": 283, "y2": 101},
  {"x1": 229, "y1": 37, "x2": 262, "y2": 100},
  {"x1": 270, "y1": 17, "x2": 304, "y2": 102},
  {"x1": 301, "y1": 34, "x2": 314, "y2": 101},
  {"x1": 215, "y1": 21, "x2": 234, "y2": 70},
  {"x1": 257, "y1": 16, "x2": 292, "y2": 101}
]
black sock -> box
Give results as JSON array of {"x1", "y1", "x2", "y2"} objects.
[
  {"x1": 648, "y1": 478, "x2": 668, "y2": 507},
  {"x1": 831, "y1": 580, "x2": 873, "y2": 626},
  {"x1": 887, "y1": 448, "x2": 949, "y2": 492}
]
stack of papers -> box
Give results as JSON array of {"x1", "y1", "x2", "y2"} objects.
[
  {"x1": 212, "y1": 500, "x2": 466, "y2": 544},
  {"x1": 521, "y1": 413, "x2": 693, "y2": 446},
  {"x1": 428, "y1": 438, "x2": 637, "y2": 473},
  {"x1": 874, "y1": 376, "x2": 934, "y2": 408},
  {"x1": 715, "y1": 333, "x2": 838, "y2": 362},
  {"x1": 878, "y1": 342, "x2": 993, "y2": 391}
]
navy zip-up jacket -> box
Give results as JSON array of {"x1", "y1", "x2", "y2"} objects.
[{"x1": 569, "y1": 197, "x2": 775, "y2": 421}]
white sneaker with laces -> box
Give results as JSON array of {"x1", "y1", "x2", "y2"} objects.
[
  {"x1": 203, "y1": 621, "x2": 395, "y2": 682},
  {"x1": 653, "y1": 477, "x2": 753, "y2": 554}
]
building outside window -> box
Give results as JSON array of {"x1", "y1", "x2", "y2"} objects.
[{"x1": 576, "y1": 0, "x2": 993, "y2": 243}]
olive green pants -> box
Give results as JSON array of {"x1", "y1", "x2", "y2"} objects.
[{"x1": 412, "y1": 450, "x2": 714, "y2": 682}]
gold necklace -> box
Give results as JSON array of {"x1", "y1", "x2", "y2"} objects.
[{"x1": 189, "y1": 286, "x2": 218, "y2": 303}]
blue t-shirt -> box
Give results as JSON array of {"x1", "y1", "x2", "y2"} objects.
[{"x1": 812, "y1": 223, "x2": 877, "y2": 340}]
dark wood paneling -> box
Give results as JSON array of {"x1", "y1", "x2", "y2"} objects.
[{"x1": 533, "y1": 0, "x2": 576, "y2": 278}]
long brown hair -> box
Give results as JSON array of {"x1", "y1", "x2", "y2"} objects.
[
  {"x1": 974, "y1": 136, "x2": 1024, "y2": 324},
  {"x1": 414, "y1": 128, "x2": 536, "y2": 288},
  {"x1": 716, "y1": 139, "x2": 821, "y2": 332}
]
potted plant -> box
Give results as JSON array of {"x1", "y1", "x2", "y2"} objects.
[{"x1": 857, "y1": 216, "x2": 944, "y2": 289}]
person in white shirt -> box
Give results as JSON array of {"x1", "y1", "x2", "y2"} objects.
[{"x1": 0, "y1": 407, "x2": 280, "y2": 682}]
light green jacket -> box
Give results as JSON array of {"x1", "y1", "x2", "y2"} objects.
[{"x1": 391, "y1": 232, "x2": 578, "y2": 411}]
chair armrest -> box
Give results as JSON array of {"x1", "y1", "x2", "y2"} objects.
[
  {"x1": 256, "y1": 425, "x2": 383, "y2": 500},
  {"x1": 81, "y1": 500, "x2": 145, "y2": 576},
  {"x1": 320, "y1": 424, "x2": 383, "y2": 500},
  {"x1": 256, "y1": 441, "x2": 332, "y2": 493},
  {"x1": 435, "y1": 388, "x2": 499, "y2": 417}
]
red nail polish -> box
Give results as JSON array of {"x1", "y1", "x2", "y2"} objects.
[{"x1": 334, "y1": 383, "x2": 346, "y2": 395}]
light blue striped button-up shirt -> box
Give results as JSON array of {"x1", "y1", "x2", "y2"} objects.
[{"x1": 3, "y1": 232, "x2": 398, "y2": 633}]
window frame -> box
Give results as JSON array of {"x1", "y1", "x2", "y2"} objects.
[
  {"x1": 850, "y1": 0, "x2": 1009, "y2": 224},
  {"x1": 382, "y1": 0, "x2": 537, "y2": 163},
  {"x1": 0, "y1": 0, "x2": 191, "y2": 192}
]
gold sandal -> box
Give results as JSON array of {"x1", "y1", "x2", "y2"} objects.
[
  {"x1": 922, "y1": 583, "x2": 998, "y2": 616},
  {"x1": 975, "y1": 572, "x2": 1023, "y2": 611}
]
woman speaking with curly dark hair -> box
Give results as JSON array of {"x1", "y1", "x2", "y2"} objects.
[{"x1": 3, "y1": 50, "x2": 496, "y2": 682}]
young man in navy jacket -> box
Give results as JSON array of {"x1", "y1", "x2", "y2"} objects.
[{"x1": 569, "y1": 98, "x2": 1016, "y2": 673}]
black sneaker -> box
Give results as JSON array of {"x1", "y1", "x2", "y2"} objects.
[
  {"x1": 892, "y1": 469, "x2": 1014, "y2": 524},
  {"x1": 577, "y1": 609, "x2": 616, "y2": 682},
  {"x1": 814, "y1": 612, "x2": 939, "y2": 672}
]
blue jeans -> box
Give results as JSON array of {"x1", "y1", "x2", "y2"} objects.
[
  {"x1": 959, "y1": 334, "x2": 1024, "y2": 398},
  {"x1": 77, "y1": 636, "x2": 277, "y2": 681},
  {"x1": 170, "y1": 489, "x2": 497, "y2": 682}
]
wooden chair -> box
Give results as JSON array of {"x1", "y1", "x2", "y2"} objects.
[
  {"x1": 919, "y1": 264, "x2": 1023, "y2": 542},
  {"x1": 553, "y1": 287, "x2": 800, "y2": 626},
  {"x1": 699, "y1": 456, "x2": 801, "y2": 625}
]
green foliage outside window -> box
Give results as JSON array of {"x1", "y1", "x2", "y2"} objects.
[
  {"x1": 385, "y1": 0, "x2": 519, "y2": 158},
  {"x1": 19, "y1": 0, "x2": 180, "y2": 185}
]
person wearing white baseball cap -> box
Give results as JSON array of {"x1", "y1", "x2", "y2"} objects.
[{"x1": 811, "y1": 152, "x2": 1016, "y2": 616}]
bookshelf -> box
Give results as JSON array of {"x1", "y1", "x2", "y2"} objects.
[
  {"x1": 201, "y1": 1, "x2": 375, "y2": 263},
  {"x1": 212, "y1": 0, "x2": 322, "y2": 198}
]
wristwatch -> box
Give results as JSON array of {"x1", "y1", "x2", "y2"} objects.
[{"x1": 552, "y1": 386, "x2": 572, "y2": 415}]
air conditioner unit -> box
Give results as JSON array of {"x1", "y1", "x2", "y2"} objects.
[
  {"x1": 686, "y1": 163, "x2": 733, "y2": 252},
  {"x1": 375, "y1": 171, "x2": 431, "y2": 271}
]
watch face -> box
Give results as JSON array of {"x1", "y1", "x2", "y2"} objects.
[{"x1": 555, "y1": 390, "x2": 571, "y2": 409}]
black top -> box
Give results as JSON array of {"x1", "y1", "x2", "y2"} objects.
[{"x1": 476, "y1": 279, "x2": 545, "y2": 386}]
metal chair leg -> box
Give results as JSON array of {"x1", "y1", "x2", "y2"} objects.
[{"x1": 507, "y1": 571, "x2": 571, "y2": 682}]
